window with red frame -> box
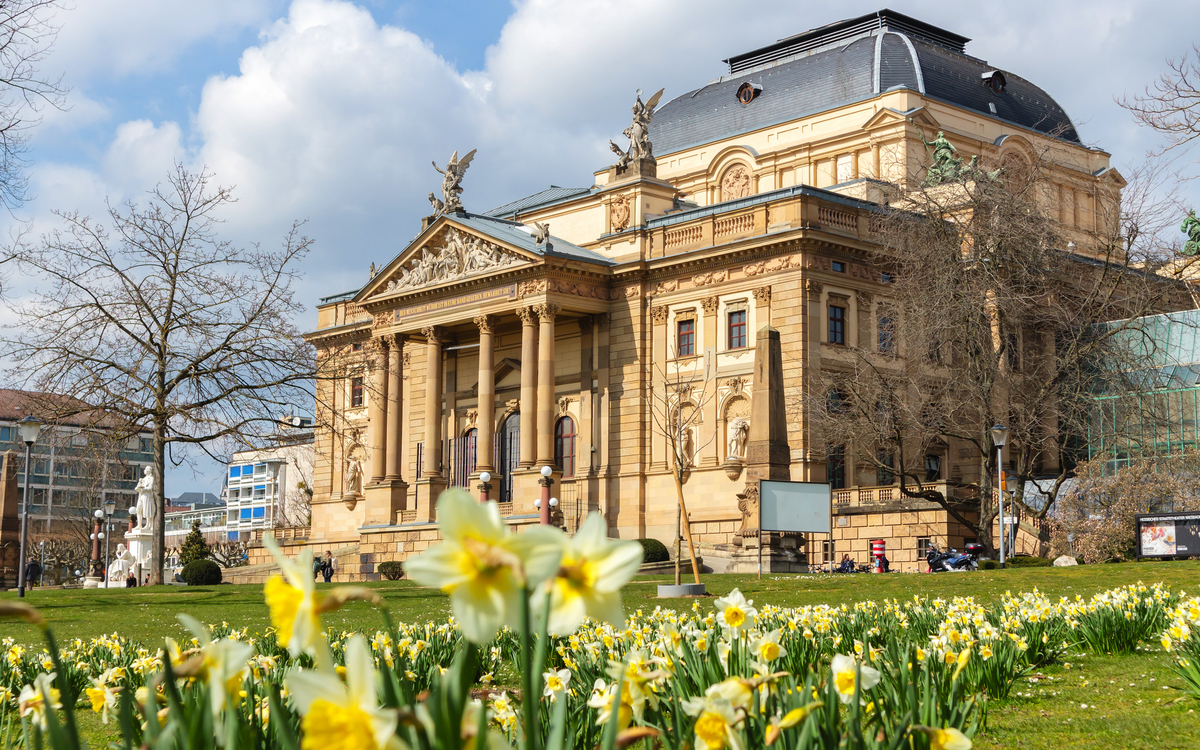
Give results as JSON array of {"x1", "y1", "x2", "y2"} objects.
[
  {"x1": 728, "y1": 310, "x2": 747, "y2": 349},
  {"x1": 554, "y1": 416, "x2": 577, "y2": 477},
  {"x1": 677, "y1": 319, "x2": 695, "y2": 357},
  {"x1": 350, "y1": 377, "x2": 364, "y2": 407}
]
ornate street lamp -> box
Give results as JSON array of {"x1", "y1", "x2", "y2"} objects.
[
  {"x1": 478, "y1": 471, "x2": 492, "y2": 503},
  {"x1": 90, "y1": 508, "x2": 105, "y2": 579},
  {"x1": 538, "y1": 465, "x2": 554, "y2": 525},
  {"x1": 990, "y1": 423, "x2": 1009, "y2": 569},
  {"x1": 103, "y1": 496, "x2": 116, "y2": 584},
  {"x1": 16, "y1": 414, "x2": 43, "y2": 598}
]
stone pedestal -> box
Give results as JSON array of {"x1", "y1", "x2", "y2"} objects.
[
  {"x1": 363, "y1": 481, "x2": 408, "y2": 525},
  {"x1": 125, "y1": 528, "x2": 154, "y2": 586},
  {"x1": 726, "y1": 532, "x2": 808, "y2": 574}
]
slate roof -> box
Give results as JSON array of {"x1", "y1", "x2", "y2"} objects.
[
  {"x1": 650, "y1": 10, "x2": 1080, "y2": 157},
  {"x1": 452, "y1": 213, "x2": 615, "y2": 267},
  {"x1": 483, "y1": 186, "x2": 593, "y2": 219}
]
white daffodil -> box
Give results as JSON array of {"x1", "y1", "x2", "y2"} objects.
[
  {"x1": 715, "y1": 589, "x2": 757, "y2": 637},
  {"x1": 543, "y1": 512, "x2": 643, "y2": 635},
  {"x1": 287, "y1": 635, "x2": 403, "y2": 750},
  {"x1": 914, "y1": 725, "x2": 972, "y2": 750},
  {"x1": 19, "y1": 672, "x2": 61, "y2": 728},
  {"x1": 750, "y1": 630, "x2": 787, "y2": 662},
  {"x1": 542, "y1": 668, "x2": 571, "y2": 702},
  {"x1": 830, "y1": 653, "x2": 881, "y2": 704},
  {"x1": 86, "y1": 678, "x2": 120, "y2": 724},
  {"x1": 404, "y1": 490, "x2": 564, "y2": 643},
  {"x1": 176, "y1": 615, "x2": 255, "y2": 733},
  {"x1": 682, "y1": 693, "x2": 744, "y2": 750}
]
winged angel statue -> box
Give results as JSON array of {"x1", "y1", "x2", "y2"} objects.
[
  {"x1": 610, "y1": 88, "x2": 664, "y2": 168},
  {"x1": 432, "y1": 149, "x2": 476, "y2": 215}
]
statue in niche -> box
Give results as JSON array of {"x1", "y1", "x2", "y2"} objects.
[
  {"x1": 612, "y1": 88, "x2": 664, "y2": 166},
  {"x1": 431, "y1": 149, "x2": 476, "y2": 214},
  {"x1": 133, "y1": 465, "x2": 155, "y2": 531},
  {"x1": 344, "y1": 454, "x2": 364, "y2": 497},
  {"x1": 728, "y1": 417, "x2": 750, "y2": 459},
  {"x1": 1182, "y1": 210, "x2": 1200, "y2": 256},
  {"x1": 674, "y1": 425, "x2": 695, "y2": 469}
]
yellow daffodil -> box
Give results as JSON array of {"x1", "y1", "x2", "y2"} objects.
[
  {"x1": 830, "y1": 654, "x2": 881, "y2": 704},
  {"x1": 542, "y1": 668, "x2": 571, "y2": 702},
  {"x1": 543, "y1": 512, "x2": 643, "y2": 635},
  {"x1": 86, "y1": 679, "x2": 119, "y2": 724},
  {"x1": 287, "y1": 635, "x2": 402, "y2": 750},
  {"x1": 682, "y1": 693, "x2": 743, "y2": 750},
  {"x1": 764, "y1": 702, "x2": 823, "y2": 745},
  {"x1": 914, "y1": 725, "x2": 972, "y2": 750},
  {"x1": 750, "y1": 630, "x2": 787, "y2": 662},
  {"x1": 404, "y1": 490, "x2": 563, "y2": 643},
  {"x1": 19, "y1": 673, "x2": 61, "y2": 729},
  {"x1": 176, "y1": 614, "x2": 255, "y2": 735},
  {"x1": 715, "y1": 589, "x2": 757, "y2": 637}
]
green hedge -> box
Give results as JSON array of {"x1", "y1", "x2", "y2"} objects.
[
  {"x1": 180, "y1": 559, "x2": 222, "y2": 586},
  {"x1": 379, "y1": 561, "x2": 405, "y2": 581},
  {"x1": 637, "y1": 538, "x2": 667, "y2": 564},
  {"x1": 981, "y1": 556, "x2": 1053, "y2": 571}
]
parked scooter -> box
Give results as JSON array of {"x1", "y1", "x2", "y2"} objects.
[{"x1": 925, "y1": 542, "x2": 983, "y2": 572}]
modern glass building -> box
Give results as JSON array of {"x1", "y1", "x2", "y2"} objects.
[{"x1": 1089, "y1": 309, "x2": 1200, "y2": 471}]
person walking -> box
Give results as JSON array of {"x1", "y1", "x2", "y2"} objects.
[
  {"x1": 323, "y1": 551, "x2": 335, "y2": 583},
  {"x1": 24, "y1": 558, "x2": 41, "y2": 590}
]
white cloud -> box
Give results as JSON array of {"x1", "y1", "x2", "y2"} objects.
[{"x1": 101, "y1": 119, "x2": 184, "y2": 193}]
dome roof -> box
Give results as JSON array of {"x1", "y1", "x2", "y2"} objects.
[{"x1": 650, "y1": 10, "x2": 1080, "y2": 157}]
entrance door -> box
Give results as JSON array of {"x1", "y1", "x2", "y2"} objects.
[{"x1": 498, "y1": 413, "x2": 520, "y2": 503}]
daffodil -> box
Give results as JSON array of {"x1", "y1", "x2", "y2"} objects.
[
  {"x1": 287, "y1": 635, "x2": 402, "y2": 750},
  {"x1": 750, "y1": 630, "x2": 787, "y2": 662},
  {"x1": 542, "y1": 512, "x2": 643, "y2": 635},
  {"x1": 830, "y1": 653, "x2": 881, "y2": 704},
  {"x1": 765, "y1": 702, "x2": 823, "y2": 745},
  {"x1": 404, "y1": 489, "x2": 563, "y2": 643},
  {"x1": 715, "y1": 589, "x2": 757, "y2": 637},
  {"x1": 175, "y1": 614, "x2": 255, "y2": 739},
  {"x1": 86, "y1": 679, "x2": 119, "y2": 724},
  {"x1": 913, "y1": 725, "x2": 972, "y2": 750},
  {"x1": 682, "y1": 693, "x2": 744, "y2": 750},
  {"x1": 543, "y1": 668, "x2": 571, "y2": 702},
  {"x1": 18, "y1": 672, "x2": 61, "y2": 728}
]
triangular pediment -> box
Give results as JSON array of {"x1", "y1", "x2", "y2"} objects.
[
  {"x1": 863, "y1": 106, "x2": 939, "y2": 131},
  {"x1": 359, "y1": 217, "x2": 539, "y2": 301}
]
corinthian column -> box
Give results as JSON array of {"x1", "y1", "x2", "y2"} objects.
[
  {"x1": 368, "y1": 338, "x2": 388, "y2": 483},
  {"x1": 422, "y1": 326, "x2": 443, "y2": 478},
  {"x1": 534, "y1": 303, "x2": 559, "y2": 467},
  {"x1": 385, "y1": 335, "x2": 403, "y2": 480},
  {"x1": 517, "y1": 307, "x2": 538, "y2": 467},
  {"x1": 475, "y1": 314, "x2": 497, "y2": 474}
]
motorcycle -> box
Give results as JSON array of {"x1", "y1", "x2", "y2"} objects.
[{"x1": 925, "y1": 542, "x2": 983, "y2": 572}]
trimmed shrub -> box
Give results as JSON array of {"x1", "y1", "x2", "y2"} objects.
[
  {"x1": 379, "y1": 561, "x2": 405, "y2": 581},
  {"x1": 180, "y1": 559, "x2": 222, "y2": 586},
  {"x1": 1008, "y1": 555, "x2": 1053, "y2": 568},
  {"x1": 637, "y1": 538, "x2": 668, "y2": 564}
]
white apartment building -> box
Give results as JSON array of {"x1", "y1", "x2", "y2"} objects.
[{"x1": 221, "y1": 417, "x2": 314, "y2": 541}]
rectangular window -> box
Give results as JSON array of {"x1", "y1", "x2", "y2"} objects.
[
  {"x1": 352, "y1": 343, "x2": 363, "y2": 352},
  {"x1": 727, "y1": 310, "x2": 747, "y2": 349},
  {"x1": 229, "y1": 466, "x2": 241, "y2": 479},
  {"x1": 676, "y1": 319, "x2": 695, "y2": 357},
  {"x1": 831, "y1": 261, "x2": 846, "y2": 273},
  {"x1": 252, "y1": 507, "x2": 266, "y2": 518},
  {"x1": 0, "y1": 426, "x2": 11, "y2": 442},
  {"x1": 836, "y1": 154, "x2": 853, "y2": 183},
  {"x1": 139, "y1": 437, "x2": 153, "y2": 453},
  {"x1": 71, "y1": 433, "x2": 89, "y2": 447},
  {"x1": 828, "y1": 445, "x2": 846, "y2": 490},
  {"x1": 254, "y1": 463, "x2": 267, "y2": 475},
  {"x1": 878, "y1": 314, "x2": 894, "y2": 354},
  {"x1": 828, "y1": 305, "x2": 846, "y2": 345},
  {"x1": 924, "y1": 455, "x2": 942, "y2": 482},
  {"x1": 253, "y1": 485, "x2": 266, "y2": 498},
  {"x1": 240, "y1": 508, "x2": 251, "y2": 519},
  {"x1": 917, "y1": 537, "x2": 931, "y2": 559},
  {"x1": 350, "y1": 377, "x2": 365, "y2": 408},
  {"x1": 877, "y1": 451, "x2": 895, "y2": 486},
  {"x1": 33, "y1": 459, "x2": 49, "y2": 476}
]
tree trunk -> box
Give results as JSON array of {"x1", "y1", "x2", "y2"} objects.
[{"x1": 151, "y1": 418, "x2": 167, "y2": 585}]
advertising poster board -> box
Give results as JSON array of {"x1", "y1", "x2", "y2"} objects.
[
  {"x1": 1135, "y1": 512, "x2": 1200, "y2": 558},
  {"x1": 758, "y1": 481, "x2": 833, "y2": 577}
]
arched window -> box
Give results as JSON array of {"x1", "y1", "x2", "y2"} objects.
[
  {"x1": 456, "y1": 428, "x2": 478, "y2": 487},
  {"x1": 554, "y1": 416, "x2": 577, "y2": 477}
]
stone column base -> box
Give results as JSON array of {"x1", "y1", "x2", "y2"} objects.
[
  {"x1": 725, "y1": 547, "x2": 809, "y2": 574},
  {"x1": 414, "y1": 478, "x2": 448, "y2": 523},
  {"x1": 363, "y1": 480, "x2": 409, "y2": 526}
]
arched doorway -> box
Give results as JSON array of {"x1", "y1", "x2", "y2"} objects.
[{"x1": 498, "y1": 413, "x2": 520, "y2": 503}]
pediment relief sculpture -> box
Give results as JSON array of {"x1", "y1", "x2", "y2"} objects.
[
  {"x1": 384, "y1": 227, "x2": 528, "y2": 293},
  {"x1": 721, "y1": 165, "x2": 752, "y2": 200}
]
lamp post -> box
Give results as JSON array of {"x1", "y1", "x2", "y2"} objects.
[
  {"x1": 990, "y1": 423, "x2": 1008, "y2": 569},
  {"x1": 16, "y1": 414, "x2": 43, "y2": 598},
  {"x1": 103, "y1": 496, "x2": 116, "y2": 585},
  {"x1": 478, "y1": 471, "x2": 492, "y2": 503},
  {"x1": 90, "y1": 508, "x2": 104, "y2": 579},
  {"x1": 538, "y1": 465, "x2": 553, "y2": 525}
]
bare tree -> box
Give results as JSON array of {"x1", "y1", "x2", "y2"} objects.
[
  {"x1": 2, "y1": 164, "x2": 315, "y2": 584},
  {"x1": 811, "y1": 134, "x2": 1190, "y2": 556},
  {"x1": 645, "y1": 342, "x2": 715, "y2": 586},
  {"x1": 1119, "y1": 45, "x2": 1200, "y2": 157}
]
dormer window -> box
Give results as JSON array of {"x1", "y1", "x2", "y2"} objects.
[
  {"x1": 736, "y1": 81, "x2": 762, "y2": 105},
  {"x1": 981, "y1": 70, "x2": 1006, "y2": 94}
]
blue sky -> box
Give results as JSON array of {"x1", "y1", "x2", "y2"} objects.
[{"x1": 5, "y1": 0, "x2": 1198, "y2": 496}]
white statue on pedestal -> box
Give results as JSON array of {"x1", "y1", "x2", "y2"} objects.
[
  {"x1": 728, "y1": 418, "x2": 750, "y2": 459},
  {"x1": 108, "y1": 543, "x2": 135, "y2": 583},
  {"x1": 134, "y1": 465, "x2": 155, "y2": 530}
]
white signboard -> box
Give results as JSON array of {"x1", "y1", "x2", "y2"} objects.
[{"x1": 760, "y1": 480, "x2": 832, "y2": 534}]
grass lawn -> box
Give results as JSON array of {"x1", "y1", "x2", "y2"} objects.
[{"x1": 4, "y1": 559, "x2": 1199, "y2": 749}]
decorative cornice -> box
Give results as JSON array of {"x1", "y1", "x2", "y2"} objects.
[{"x1": 693, "y1": 270, "x2": 728, "y2": 286}]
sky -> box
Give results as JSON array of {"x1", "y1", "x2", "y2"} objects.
[{"x1": 3, "y1": 0, "x2": 1198, "y2": 496}]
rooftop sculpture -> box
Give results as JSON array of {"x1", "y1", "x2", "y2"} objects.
[
  {"x1": 612, "y1": 88, "x2": 664, "y2": 167},
  {"x1": 431, "y1": 149, "x2": 476, "y2": 215},
  {"x1": 1182, "y1": 210, "x2": 1200, "y2": 256}
]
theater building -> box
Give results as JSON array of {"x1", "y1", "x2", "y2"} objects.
[{"x1": 281, "y1": 10, "x2": 1120, "y2": 578}]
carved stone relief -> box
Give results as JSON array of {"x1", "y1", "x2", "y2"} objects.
[
  {"x1": 753, "y1": 286, "x2": 772, "y2": 305},
  {"x1": 721, "y1": 164, "x2": 752, "y2": 201},
  {"x1": 650, "y1": 306, "x2": 669, "y2": 324},
  {"x1": 653, "y1": 280, "x2": 678, "y2": 295},
  {"x1": 558, "y1": 396, "x2": 572, "y2": 415},
  {"x1": 693, "y1": 270, "x2": 728, "y2": 287},
  {"x1": 517, "y1": 278, "x2": 610, "y2": 300},
  {"x1": 384, "y1": 227, "x2": 527, "y2": 293},
  {"x1": 701, "y1": 296, "x2": 720, "y2": 314},
  {"x1": 609, "y1": 195, "x2": 631, "y2": 233}
]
